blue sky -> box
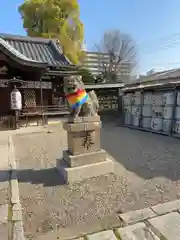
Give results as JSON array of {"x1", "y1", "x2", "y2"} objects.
[{"x1": 1, "y1": 0, "x2": 180, "y2": 74}]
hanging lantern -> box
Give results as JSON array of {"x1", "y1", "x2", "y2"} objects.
[{"x1": 10, "y1": 88, "x2": 22, "y2": 110}]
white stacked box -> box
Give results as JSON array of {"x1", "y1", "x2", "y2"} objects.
[
  {"x1": 132, "y1": 92, "x2": 141, "y2": 127},
  {"x1": 142, "y1": 92, "x2": 152, "y2": 129},
  {"x1": 142, "y1": 116, "x2": 152, "y2": 129},
  {"x1": 174, "y1": 92, "x2": 180, "y2": 134},
  {"x1": 124, "y1": 106, "x2": 132, "y2": 125},
  {"x1": 123, "y1": 93, "x2": 132, "y2": 106},
  {"x1": 162, "y1": 92, "x2": 174, "y2": 133},
  {"x1": 132, "y1": 91, "x2": 141, "y2": 105},
  {"x1": 174, "y1": 120, "x2": 180, "y2": 134},
  {"x1": 151, "y1": 118, "x2": 163, "y2": 131},
  {"x1": 152, "y1": 106, "x2": 163, "y2": 117},
  {"x1": 123, "y1": 93, "x2": 133, "y2": 125},
  {"x1": 151, "y1": 92, "x2": 163, "y2": 131}
]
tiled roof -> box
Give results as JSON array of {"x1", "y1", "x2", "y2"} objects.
[
  {"x1": 0, "y1": 37, "x2": 46, "y2": 68},
  {"x1": 122, "y1": 68, "x2": 180, "y2": 91},
  {"x1": 137, "y1": 68, "x2": 180, "y2": 83},
  {"x1": 0, "y1": 33, "x2": 71, "y2": 68}
]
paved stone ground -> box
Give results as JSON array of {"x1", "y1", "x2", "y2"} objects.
[
  {"x1": 0, "y1": 127, "x2": 51, "y2": 240},
  {"x1": 11, "y1": 121, "x2": 180, "y2": 239},
  {"x1": 70, "y1": 200, "x2": 180, "y2": 240},
  {"x1": 36, "y1": 199, "x2": 180, "y2": 239},
  {"x1": 101, "y1": 121, "x2": 180, "y2": 209},
  {"x1": 0, "y1": 134, "x2": 11, "y2": 240},
  {"x1": 76, "y1": 209, "x2": 180, "y2": 240}
]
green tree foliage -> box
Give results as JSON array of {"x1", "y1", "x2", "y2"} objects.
[{"x1": 19, "y1": 0, "x2": 84, "y2": 64}]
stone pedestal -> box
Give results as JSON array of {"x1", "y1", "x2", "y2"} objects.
[{"x1": 56, "y1": 116, "x2": 114, "y2": 183}]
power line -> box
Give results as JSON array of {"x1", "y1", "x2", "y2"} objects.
[
  {"x1": 139, "y1": 38, "x2": 180, "y2": 55},
  {"x1": 138, "y1": 32, "x2": 180, "y2": 49},
  {"x1": 141, "y1": 38, "x2": 180, "y2": 52},
  {"x1": 136, "y1": 32, "x2": 180, "y2": 54},
  {"x1": 137, "y1": 33, "x2": 180, "y2": 72},
  {"x1": 147, "y1": 61, "x2": 180, "y2": 66}
]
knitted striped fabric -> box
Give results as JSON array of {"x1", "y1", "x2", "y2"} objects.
[{"x1": 66, "y1": 89, "x2": 88, "y2": 109}]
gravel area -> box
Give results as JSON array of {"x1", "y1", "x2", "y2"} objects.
[{"x1": 13, "y1": 122, "x2": 180, "y2": 239}]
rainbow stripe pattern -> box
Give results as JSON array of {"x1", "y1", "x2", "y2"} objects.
[{"x1": 66, "y1": 89, "x2": 88, "y2": 109}]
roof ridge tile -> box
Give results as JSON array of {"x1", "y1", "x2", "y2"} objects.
[{"x1": 0, "y1": 33, "x2": 74, "y2": 68}]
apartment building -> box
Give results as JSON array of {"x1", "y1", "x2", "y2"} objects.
[{"x1": 82, "y1": 51, "x2": 131, "y2": 82}]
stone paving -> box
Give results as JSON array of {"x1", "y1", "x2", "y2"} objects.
[
  {"x1": 35, "y1": 199, "x2": 180, "y2": 240},
  {"x1": 1, "y1": 124, "x2": 180, "y2": 239},
  {"x1": 0, "y1": 126, "x2": 64, "y2": 240},
  {"x1": 69, "y1": 200, "x2": 180, "y2": 240},
  {"x1": 0, "y1": 131, "x2": 25, "y2": 240},
  {"x1": 0, "y1": 133, "x2": 10, "y2": 240}
]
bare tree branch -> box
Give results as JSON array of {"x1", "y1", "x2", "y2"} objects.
[{"x1": 95, "y1": 30, "x2": 138, "y2": 82}]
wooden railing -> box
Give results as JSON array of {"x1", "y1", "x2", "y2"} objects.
[
  {"x1": 41, "y1": 105, "x2": 69, "y2": 114},
  {"x1": 20, "y1": 105, "x2": 68, "y2": 114},
  {"x1": 19, "y1": 105, "x2": 69, "y2": 126},
  {"x1": 0, "y1": 115, "x2": 11, "y2": 129}
]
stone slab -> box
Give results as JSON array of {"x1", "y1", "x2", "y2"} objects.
[
  {"x1": 67, "y1": 128, "x2": 101, "y2": 155},
  {"x1": 68, "y1": 115, "x2": 100, "y2": 123},
  {"x1": 0, "y1": 188, "x2": 9, "y2": 205},
  {"x1": 11, "y1": 177, "x2": 20, "y2": 204},
  {"x1": 12, "y1": 203, "x2": 21, "y2": 211},
  {"x1": 117, "y1": 222, "x2": 160, "y2": 240},
  {"x1": 8, "y1": 136, "x2": 17, "y2": 169},
  {"x1": 63, "y1": 149, "x2": 106, "y2": 167},
  {"x1": 64, "y1": 122, "x2": 101, "y2": 132},
  {"x1": 56, "y1": 157, "x2": 114, "y2": 183},
  {"x1": 0, "y1": 223, "x2": 8, "y2": 240},
  {"x1": 0, "y1": 145, "x2": 9, "y2": 169},
  {"x1": 86, "y1": 230, "x2": 117, "y2": 240},
  {"x1": 13, "y1": 221, "x2": 25, "y2": 240},
  {"x1": 36, "y1": 214, "x2": 121, "y2": 240},
  {"x1": 119, "y1": 208, "x2": 156, "y2": 224},
  {"x1": 0, "y1": 204, "x2": 8, "y2": 224},
  {"x1": 12, "y1": 210, "x2": 22, "y2": 221},
  {"x1": 0, "y1": 137, "x2": 8, "y2": 146},
  {"x1": 151, "y1": 199, "x2": 180, "y2": 215},
  {"x1": 148, "y1": 212, "x2": 180, "y2": 240}
]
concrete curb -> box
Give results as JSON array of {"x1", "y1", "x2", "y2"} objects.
[{"x1": 8, "y1": 136, "x2": 25, "y2": 240}]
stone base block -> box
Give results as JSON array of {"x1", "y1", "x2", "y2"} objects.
[
  {"x1": 67, "y1": 115, "x2": 100, "y2": 123},
  {"x1": 63, "y1": 149, "x2": 106, "y2": 167},
  {"x1": 56, "y1": 157, "x2": 114, "y2": 184}
]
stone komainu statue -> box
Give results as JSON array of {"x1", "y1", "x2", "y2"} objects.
[{"x1": 63, "y1": 75, "x2": 99, "y2": 118}]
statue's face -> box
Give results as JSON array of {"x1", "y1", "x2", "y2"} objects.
[
  {"x1": 63, "y1": 76, "x2": 81, "y2": 94},
  {"x1": 64, "y1": 80, "x2": 78, "y2": 94}
]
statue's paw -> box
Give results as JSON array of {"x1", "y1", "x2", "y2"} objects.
[{"x1": 73, "y1": 116, "x2": 82, "y2": 122}]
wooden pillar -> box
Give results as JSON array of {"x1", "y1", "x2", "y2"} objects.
[
  {"x1": 10, "y1": 84, "x2": 21, "y2": 130},
  {"x1": 40, "y1": 77, "x2": 44, "y2": 125},
  {"x1": 12, "y1": 110, "x2": 20, "y2": 129}
]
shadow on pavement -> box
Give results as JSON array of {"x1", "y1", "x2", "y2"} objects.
[
  {"x1": 0, "y1": 168, "x2": 66, "y2": 186},
  {"x1": 101, "y1": 120, "x2": 180, "y2": 181},
  {"x1": 2, "y1": 116, "x2": 180, "y2": 186}
]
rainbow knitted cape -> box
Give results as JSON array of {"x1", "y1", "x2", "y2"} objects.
[{"x1": 66, "y1": 89, "x2": 88, "y2": 109}]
